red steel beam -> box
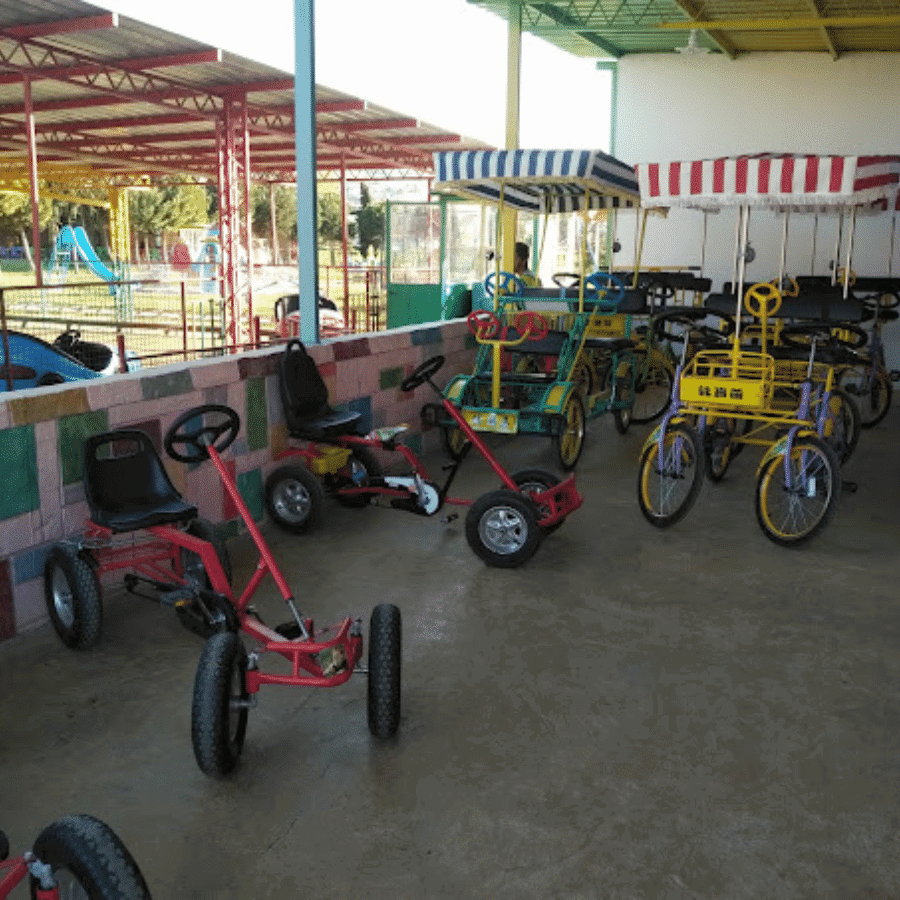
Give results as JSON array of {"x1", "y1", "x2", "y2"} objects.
[{"x1": 1, "y1": 14, "x2": 118, "y2": 40}]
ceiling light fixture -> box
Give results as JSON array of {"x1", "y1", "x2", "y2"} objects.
[{"x1": 675, "y1": 29, "x2": 711, "y2": 55}]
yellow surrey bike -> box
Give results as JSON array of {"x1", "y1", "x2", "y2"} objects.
[{"x1": 637, "y1": 282, "x2": 849, "y2": 546}]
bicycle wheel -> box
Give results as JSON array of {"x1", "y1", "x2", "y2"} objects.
[
  {"x1": 704, "y1": 418, "x2": 736, "y2": 483},
  {"x1": 755, "y1": 435, "x2": 841, "y2": 546},
  {"x1": 817, "y1": 386, "x2": 860, "y2": 464},
  {"x1": 837, "y1": 364, "x2": 892, "y2": 428},
  {"x1": 553, "y1": 390, "x2": 586, "y2": 471},
  {"x1": 629, "y1": 350, "x2": 673, "y2": 424},
  {"x1": 637, "y1": 422, "x2": 704, "y2": 527}
]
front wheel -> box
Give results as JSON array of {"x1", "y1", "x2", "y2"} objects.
[
  {"x1": 43, "y1": 545, "x2": 102, "y2": 650},
  {"x1": 637, "y1": 422, "x2": 704, "y2": 527},
  {"x1": 628, "y1": 350, "x2": 673, "y2": 424},
  {"x1": 368, "y1": 604, "x2": 401, "y2": 738},
  {"x1": 837, "y1": 364, "x2": 892, "y2": 428},
  {"x1": 30, "y1": 814, "x2": 151, "y2": 899},
  {"x1": 264, "y1": 464, "x2": 325, "y2": 532},
  {"x1": 817, "y1": 387, "x2": 860, "y2": 464},
  {"x1": 755, "y1": 435, "x2": 841, "y2": 546},
  {"x1": 553, "y1": 391, "x2": 586, "y2": 471},
  {"x1": 465, "y1": 489, "x2": 542, "y2": 568},
  {"x1": 192, "y1": 631, "x2": 249, "y2": 778}
]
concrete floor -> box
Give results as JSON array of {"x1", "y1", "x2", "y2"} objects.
[{"x1": 2, "y1": 404, "x2": 899, "y2": 900}]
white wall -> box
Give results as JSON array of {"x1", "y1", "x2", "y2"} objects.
[{"x1": 611, "y1": 52, "x2": 900, "y2": 365}]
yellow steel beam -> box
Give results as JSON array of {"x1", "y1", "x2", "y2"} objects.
[
  {"x1": 659, "y1": 15, "x2": 900, "y2": 31},
  {"x1": 805, "y1": 0, "x2": 839, "y2": 59}
]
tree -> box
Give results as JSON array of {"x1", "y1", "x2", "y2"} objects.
[
  {"x1": 352, "y1": 182, "x2": 385, "y2": 260},
  {"x1": 129, "y1": 182, "x2": 210, "y2": 261},
  {"x1": 0, "y1": 192, "x2": 54, "y2": 270}
]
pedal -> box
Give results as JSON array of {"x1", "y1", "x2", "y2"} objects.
[
  {"x1": 842, "y1": 480, "x2": 858, "y2": 493},
  {"x1": 441, "y1": 513, "x2": 459, "y2": 524},
  {"x1": 158, "y1": 588, "x2": 196, "y2": 608}
]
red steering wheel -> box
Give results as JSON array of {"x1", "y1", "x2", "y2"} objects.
[
  {"x1": 467, "y1": 309, "x2": 502, "y2": 340},
  {"x1": 514, "y1": 311, "x2": 550, "y2": 341}
]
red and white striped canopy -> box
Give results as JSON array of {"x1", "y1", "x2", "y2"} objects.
[{"x1": 636, "y1": 154, "x2": 900, "y2": 211}]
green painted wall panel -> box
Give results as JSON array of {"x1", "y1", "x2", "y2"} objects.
[
  {"x1": 245, "y1": 378, "x2": 268, "y2": 452},
  {"x1": 59, "y1": 411, "x2": 109, "y2": 485},
  {"x1": 0, "y1": 426, "x2": 39, "y2": 520}
]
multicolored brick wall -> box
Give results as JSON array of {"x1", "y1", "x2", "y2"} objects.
[{"x1": 0, "y1": 321, "x2": 477, "y2": 639}]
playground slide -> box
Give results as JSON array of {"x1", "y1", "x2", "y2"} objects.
[{"x1": 56, "y1": 225, "x2": 116, "y2": 282}]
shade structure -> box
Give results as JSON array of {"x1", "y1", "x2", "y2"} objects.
[
  {"x1": 432, "y1": 149, "x2": 641, "y2": 213},
  {"x1": 636, "y1": 153, "x2": 900, "y2": 211}
]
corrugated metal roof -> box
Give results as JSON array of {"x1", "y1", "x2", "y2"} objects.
[
  {"x1": 0, "y1": 1, "x2": 491, "y2": 185},
  {"x1": 467, "y1": 0, "x2": 900, "y2": 60}
]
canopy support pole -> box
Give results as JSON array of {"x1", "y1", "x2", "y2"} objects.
[{"x1": 843, "y1": 205, "x2": 856, "y2": 299}]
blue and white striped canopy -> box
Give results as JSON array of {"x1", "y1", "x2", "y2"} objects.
[{"x1": 433, "y1": 149, "x2": 640, "y2": 213}]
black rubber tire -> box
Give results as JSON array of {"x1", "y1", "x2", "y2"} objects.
[
  {"x1": 553, "y1": 391, "x2": 586, "y2": 471},
  {"x1": 837, "y1": 364, "x2": 892, "y2": 428},
  {"x1": 511, "y1": 469, "x2": 564, "y2": 533},
  {"x1": 819, "y1": 386, "x2": 860, "y2": 464},
  {"x1": 755, "y1": 435, "x2": 841, "y2": 547},
  {"x1": 44, "y1": 545, "x2": 103, "y2": 650},
  {"x1": 628, "y1": 350, "x2": 674, "y2": 424},
  {"x1": 637, "y1": 422, "x2": 704, "y2": 528},
  {"x1": 264, "y1": 464, "x2": 325, "y2": 532},
  {"x1": 191, "y1": 631, "x2": 249, "y2": 778},
  {"x1": 367, "y1": 603, "x2": 401, "y2": 739},
  {"x1": 465, "y1": 489, "x2": 543, "y2": 568},
  {"x1": 30, "y1": 814, "x2": 151, "y2": 899},
  {"x1": 704, "y1": 419, "x2": 736, "y2": 483},
  {"x1": 332, "y1": 446, "x2": 383, "y2": 508}
]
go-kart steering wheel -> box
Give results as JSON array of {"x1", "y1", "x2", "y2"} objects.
[
  {"x1": 467, "y1": 309, "x2": 502, "y2": 340},
  {"x1": 401, "y1": 355, "x2": 445, "y2": 392},
  {"x1": 164, "y1": 404, "x2": 240, "y2": 463},
  {"x1": 484, "y1": 271, "x2": 525, "y2": 300},
  {"x1": 584, "y1": 272, "x2": 625, "y2": 311},
  {"x1": 513, "y1": 311, "x2": 550, "y2": 341},
  {"x1": 780, "y1": 322, "x2": 868, "y2": 351},
  {"x1": 552, "y1": 272, "x2": 581, "y2": 289},
  {"x1": 743, "y1": 282, "x2": 783, "y2": 318}
]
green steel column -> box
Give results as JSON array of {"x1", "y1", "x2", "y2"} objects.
[{"x1": 294, "y1": 0, "x2": 319, "y2": 344}]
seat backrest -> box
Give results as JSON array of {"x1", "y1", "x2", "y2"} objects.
[
  {"x1": 83, "y1": 429, "x2": 183, "y2": 516},
  {"x1": 279, "y1": 339, "x2": 330, "y2": 426}
]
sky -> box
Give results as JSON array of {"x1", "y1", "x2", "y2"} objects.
[{"x1": 100, "y1": 0, "x2": 612, "y2": 151}]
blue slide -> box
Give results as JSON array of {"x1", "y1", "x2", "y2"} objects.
[{"x1": 56, "y1": 225, "x2": 116, "y2": 282}]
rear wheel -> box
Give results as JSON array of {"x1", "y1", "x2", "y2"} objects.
[
  {"x1": 755, "y1": 435, "x2": 840, "y2": 546},
  {"x1": 704, "y1": 419, "x2": 737, "y2": 482},
  {"x1": 637, "y1": 422, "x2": 704, "y2": 527},
  {"x1": 367, "y1": 604, "x2": 401, "y2": 738},
  {"x1": 553, "y1": 391, "x2": 586, "y2": 471},
  {"x1": 629, "y1": 350, "x2": 673, "y2": 424},
  {"x1": 837, "y1": 364, "x2": 892, "y2": 428},
  {"x1": 43, "y1": 545, "x2": 102, "y2": 650},
  {"x1": 264, "y1": 464, "x2": 325, "y2": 532},
  {"x1": 465, "y1": 489, "x2": 542, "y2": 568},
  {"x1": 511, "y1": 469, "x2": 563, "y2": 533},
  {"x1": 191, "y1": 631, "x2": 249, "y2": 778},
  {"x1": 30, "y1": 814, "x2": 151, "y2": 900},
  {"x1": 818, "y1": 386, "x2": 860, "y2": 463},
  {"x1": 440, "y1": 422, "x2": 470, "y2": 460}
]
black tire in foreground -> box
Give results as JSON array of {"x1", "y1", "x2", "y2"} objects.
[
  {"x1": 191, "y1": 631, "x2": 249, "y2": 778},
  {"x1": 43, "y1": 545, "x2": 103, "y2": 650},
  {"x1": 367, "y1": 603, "x2": 401, "y2": 739},
  {"x1": 465, "y1": 489, "x2": 542, "y2": 568},
  {"x1": 30, "y1": 813, "x2": 152, "y2": 899},
  {"x1": 264, "y1": 464, "x2": 326, "y2": 532}
]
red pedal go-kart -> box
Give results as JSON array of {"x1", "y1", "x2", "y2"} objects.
[
  {"x1": 0, "y1": 815, "x2": 151, "y2": 899},
  {"x1": 43, "y1": 404, "x2": 401, "y2": 778},
  {"x1": 263, "y1": 339, "x2": 583, "y2": 568}
]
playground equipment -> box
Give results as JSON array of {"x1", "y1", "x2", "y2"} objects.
[
  {"x1": 264, "y1": 340, "x2": 583, "y2": 567},
  {"x1": 634, "y1": 152, "x2": 900, "y2": 545},
  {"x1": 0, "y1": 814, "x2": 151, "y2": 899},
  {"x1": 53, "y1": 225, "x2": 116, "y2": 283},
  {"x1": 429, "y1": 149, "x2": 647, "y2": 469}
]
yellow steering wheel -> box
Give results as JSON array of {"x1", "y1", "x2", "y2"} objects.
[
  {"x1": 771, "y1": 276, "x2": 799, "y2": 297},
  {"x1": 744, "y1": 282, "x2": 783, "y2": 318},
  {"x1": 835, "y1": 266, "x2": 856, "y2": 287}
]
